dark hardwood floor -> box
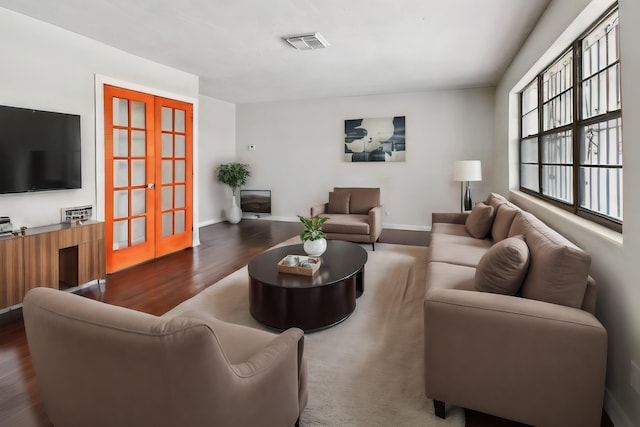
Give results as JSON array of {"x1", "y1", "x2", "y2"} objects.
[{"x1": 0, "y1": 220, "x2": 612, "y2": 427}]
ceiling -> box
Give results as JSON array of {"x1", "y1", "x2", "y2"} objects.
[{"x1": 0, "y1": 0, "x2": 550, "y2": 104}]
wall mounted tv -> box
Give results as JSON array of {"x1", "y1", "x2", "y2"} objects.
[{"x1": 0, "y1": 105, "x2": 81, "y2": 194}]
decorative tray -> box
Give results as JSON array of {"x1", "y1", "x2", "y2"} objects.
[{"x1": 277, "y1": 255, "x2": 321, "y2": 276}]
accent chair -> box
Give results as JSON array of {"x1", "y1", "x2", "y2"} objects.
[
  {"x1": 23, "y1": 287, "x2": 307, "y2": 427},
  {"x1": 310, "y1": 187, "x2": 382, "y2": 250}
]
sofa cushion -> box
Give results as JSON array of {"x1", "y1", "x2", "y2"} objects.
[
  {"x1": 485, "y1": 192, "x2": 509, "y2": 210},
  {"x1": 465, "y1": 202, "x2": 495, "y2": 239},
  {"x1": 426, "y1": 261, "x2": 476, "y2": 292},
  {"x1": 428, "y1": 240, "x2": 492, "y2": 268},
  {"x1": 334, "y1": 187, "x2": 380, "y2": 214},
  {"x1": 475, "y1": 235, "x2": 530, "y2": 295},
  {"x1": 431, "y1": 223, "x2": 469, "y2": 237},
  {"x1": 322, "y1": 214, "x2": 370, "y2": 234},
  {"x1": 491, "y1": 203, "x2": 520, "y2": 242},
  {"x1": 430, "y1": 232, "x2": 490, "y2": 248},
  {"x1": 327, "y1": 191, "x2": 350, "y2": 214},
  {"x1": 509, "y1": 211, "x2": 590, "y2": 309}
]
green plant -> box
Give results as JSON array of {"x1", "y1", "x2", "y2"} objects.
[
  {"x1": 216, "y1": 162, "x2": 251, "y2": 194},
  {"x1": 298, "y1": 215, "x2": 329, "y2": 241}
]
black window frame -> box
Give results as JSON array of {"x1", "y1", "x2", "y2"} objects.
[{"x1": 519, "y1": 5, "x2": 622, "y2": 233}]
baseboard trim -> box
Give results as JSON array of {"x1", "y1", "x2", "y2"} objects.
[
  {"x1": 198, "y1": 218, "x2": 224, "y2": 228},
  {"x1": 199, "y1": 216, "x2": 431, "y2": 232},
  {"x1": 604, "y1": 388, "x2": 634, "y2": 427}
]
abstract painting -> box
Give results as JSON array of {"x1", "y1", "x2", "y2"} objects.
[{"x1": 344, "y1": 116, "x2": 406, "y2": 162}]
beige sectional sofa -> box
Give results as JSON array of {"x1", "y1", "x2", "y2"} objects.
[{"x1": 424, "y1": 193, "x2": 607, "y2": 427}]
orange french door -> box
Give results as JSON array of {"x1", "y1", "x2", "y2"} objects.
[
  {"x1": 104, "y1": 85, "x2": 193, "y2": 273},
  {"x1": 154, "y1": 97, "x2": 193, "y2": 257}
]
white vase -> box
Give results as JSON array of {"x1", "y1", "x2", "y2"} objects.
[
  {"x1": 227, "y1": 195, "x2": 242, "y2": 224},
  {"x1": 303, "y1": 238, "x2": 327, "y2": 257}
]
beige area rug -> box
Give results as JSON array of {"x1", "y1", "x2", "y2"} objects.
[{"x1": 165, "y1": 238, "x2": 464, "y2": 427}]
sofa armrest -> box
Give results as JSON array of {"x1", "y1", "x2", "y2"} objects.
[
  {"x1": 424, "y1": 289, "x2": 607, "y2": 427},
  {"x1": 431, "y1": 212, "x2": 468, "y2": 225},
  {"x1": 368, "y1": 206, "x2": 383, "y2": 241},
  {"x1": 311, "y1": 203, "x2": 328, "y2": 217},
  {"x1": 232, "y1": 328, "x2": 304, "y2": 378}
]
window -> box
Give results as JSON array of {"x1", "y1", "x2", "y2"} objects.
[{"x1": 519, "y1": 7, "x2": 622, "y2": 231}]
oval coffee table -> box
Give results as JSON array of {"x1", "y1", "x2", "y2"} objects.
[{"x1": 248, "y1": 240, "x2": 368, "y2": 332}]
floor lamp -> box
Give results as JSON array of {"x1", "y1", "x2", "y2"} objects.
[{"x1": 453, "y1": 160, "x2": 482, "y2": 212}]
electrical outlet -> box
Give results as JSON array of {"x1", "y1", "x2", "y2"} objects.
[
  {"x1": 631, "y1": 360, "x2": 640, "y2": 395},
  {"x1": 384, "y1": 210, "x2": 391, "y2": 217}
]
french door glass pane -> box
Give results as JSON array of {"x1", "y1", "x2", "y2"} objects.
[
  {"x1": 542, "y1": 165, "x2": 573, "y2": 203},
  {"x1": 175, "y1": 135, "x2": 186, "y2": 157},
  {"x1": 175, "y1": 185, "x2": 185, "y2": 208},
  {"x1": 175, "y1": 160, "x2": 185, "y2": 183},
  {"x1": 131, "y1": 101, "x2": 146, "y2": 128},
  {"x1": 131, "y1": 130, "x2": 146, "y2": 156},
  {"x1": 114, "y1": 129, "x2": 128, "y2": 156},
  {"x1": 114, "y1": 160, "x2": 128, "y2": 187},
  {"x1": 114, "y1": 190, "x2": 128, "y2": 219},
  {"x1": 131, "y1": 189, "x2": 146, "y2": 216},
  {"x1": 162, "y1": 212, "x2": 173, "y2": 237},
  {"x1": 520, "y1": 164, "x2": 539, "y2": 192},
  {"x1": 113, "y1": 220, "x2": 129, "y2": 250},
  {"x1": 175, "y1": 109, "x2": 185, "y2": 132},
  {"x1": 131, "y1": 217, "x2": 146, "y2": 246},
  {"x1": 131, "y1": 160, "x2": 146, "y2": 186},
  {"x1": 579, "y1": 167, "x2": 622, "y2": 220},
  {"x1": 162, "y1": 186, "x2": 173, "y2": 211},
  {"x1": 161, "y1": 160, "x2": 173, "y2": 184},
  {"x1": 162, "y1": 134, "x2": 173, "y2": 156},
  {"x1": 161, "y1": 107, "x2": 173, "y2": 131},
  {"x1": 112, "y1": 98, "x2": 128, "y2": 126},
  {"x1": 175, "y1": 211, "x2": 185, "y2": 234}
]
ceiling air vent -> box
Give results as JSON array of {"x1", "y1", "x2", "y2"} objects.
[{"x1": 283, "y1": 32, "x2": 330, "y2": 50}]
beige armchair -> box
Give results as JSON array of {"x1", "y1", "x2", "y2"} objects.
[
  {"x1": 23, "y1": 287, "x2": 307, "y2": 427},
  {"x1": 311, "y1": 187, "x2": 382, "y2": 250}
]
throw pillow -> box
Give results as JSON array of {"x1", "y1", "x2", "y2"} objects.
[
  {"x1": 510, "y1": 211, "x2": 591, "y2": 309},
  {"x1": 328, "y1": 191, "x2": 350, "y2": 214},
  {"x1": 475, "y1": 235, "x2": 530, "y2": 295},
  {"x1": 465, "y1": 202, "x2": 495, "y2": 239},
  {"x1": 492, "y1": 203, "x2": 519, "y2": 242}
]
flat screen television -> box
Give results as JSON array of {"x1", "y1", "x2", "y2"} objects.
[
  {"x1": 0, "y1": 105, "x2": 81, "y2": 194},
  {"x1": 240, "y1": 190, "x2": 272, "y2": 218}
]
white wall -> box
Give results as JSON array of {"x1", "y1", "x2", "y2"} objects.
[
  {"x1": 495, "y1": 1, "x2": 640, "y2": 426},
  {"x1": 0, "y1": 7, "x2": 199, "y2": 229},
  {"x1": 198, "y1": 95, "x2": 236, "y2": 225},
  {"x1": 236, "y1": 89, "x2": 495, "y2": 229}
]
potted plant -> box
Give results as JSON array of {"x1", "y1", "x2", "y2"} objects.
[
  {"x1": 216, "y1": 162, "x2": 251, "y2": 224},
  {"x1": 298, "y1": 215, "x2": 330, "y2": 256}
]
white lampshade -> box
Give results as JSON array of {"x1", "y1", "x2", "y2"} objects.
[{"x1": 453, "y1": 160, "x2": 482, "y2": 182}]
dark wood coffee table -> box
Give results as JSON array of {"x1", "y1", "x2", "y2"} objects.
[{"x1": 248, "y1": 240, "x2": 368, "y2": 332}]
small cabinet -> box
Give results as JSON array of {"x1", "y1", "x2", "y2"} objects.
[
  {"x1": 0, "y1": 238, "x2": 24, "y2": 308},
  {"x1": 0, "y1": 221, "x2": 106, "y2": 310},
  {"x1": 24, "y1": 232, "x2": 60, "y2": 291}
]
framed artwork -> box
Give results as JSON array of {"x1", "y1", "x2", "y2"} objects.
[{"x1": 344, "y1": 116, "x2": 406, "y2": 162}]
